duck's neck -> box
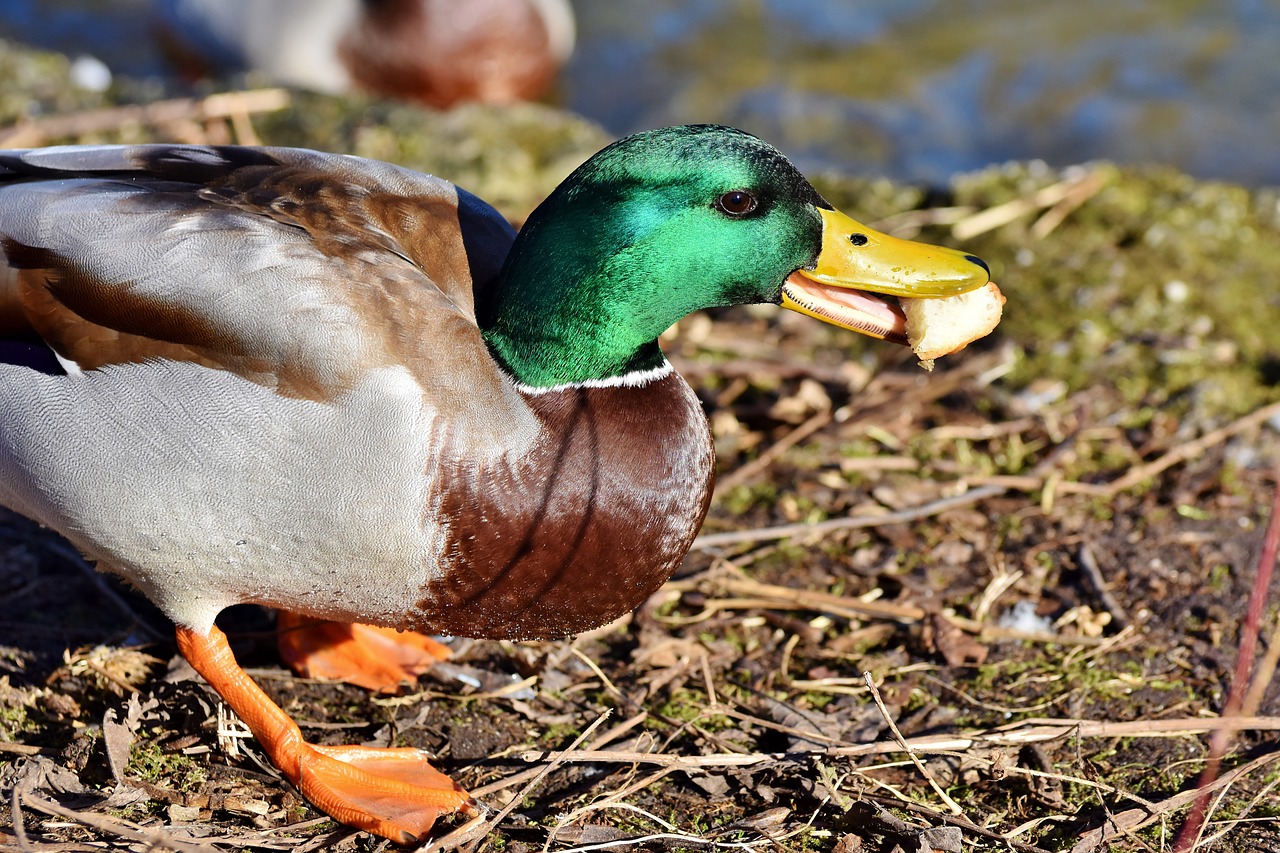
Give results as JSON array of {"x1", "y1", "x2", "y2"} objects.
[
  {"x1": 481, "y1": 308, "x2": 667, "y2": 390},
  {"x1": 477, "y1": 212, "x2": 675, "y2": 389}
]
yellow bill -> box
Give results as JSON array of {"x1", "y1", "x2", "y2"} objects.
[{"x1": 782, "y1": 208, "x2": 991, "y2": 344}]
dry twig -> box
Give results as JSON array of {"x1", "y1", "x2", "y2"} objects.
[
  {"x1": 951, "y1": 170, "x2": 1106, "y2": 240},
  {"x1": 1076, "y1": 543, "x2": 1131, "y2": 628},
  {"x1": 715, "y1": 407, "x2": 833, "y2": 493},
  {"x1": 863, "y1": 671, "x2": 967, "y2": 816},
  {"x1": 423, "y1": 712, "x2": 614, "y2": 852},
  {"x1": 693, "y1": 483, "x2": 1006, "y2": 549},
  {"x1": 1174, "y1": 465, "x2": 1280, "y2": 851},
  {"x1": 524, "y1": 715, "x2": 1280, "y2": 769},
  {"x1": 0, "y1": 89, "x2": 289, "y2": 148},
  {"x1": 16, "y1": 792, "x2": 220, "y2": 852}
]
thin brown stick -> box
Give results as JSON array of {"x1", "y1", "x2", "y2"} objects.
[
  {"x1": 870, "y1": 400, "x2": 1280, "y2": 507},
  {"x1": 865, "y1": 794, "x2": 1054, "y2": 853},
  {"x1": 692, "y1": 483, "x2": 1006, "y2": 549},
  {"x1": 1071, "y1": 752, "x2": 1280, "y2": 852},
  {"x1": 525, "y1": 715, "x2": 1280, "y2": 767},
  {"x1": 546, "y1": 767, "x2": 683, "y2": 847},
  {"x1": 723, "y1": 577, "x2": 923, "y2": 619},
  {"x1": 520, "y1": 748, "x2": 766, "y2": 768},
  {"x1": 582, "y1": 711, "x2": 651, "y2": 753},
  {"x1": 670, "y1": 574, "x2": 927, "y2": 622},
  {"x1": 1174, "y1": 465, "x2": 1280, "y2": 852},
  {"x1": 474, "y1": 710, "x2": 654, "y2": 803},
  {"x1": 18, "y1": 793, "x2": 220, "y2": 852},
  {"x1": 864, "y1": 671, "x2": 966, "y2": 816},
  {"x1": 491, "y1": 710, "x2": 611, "y2": 826},
  {"x1": 570, "y1": 646, "x2": 623, "y2": 699},
  {"x1": 833, "y1": 715, "x2": 1280, "y2": 755},
  {"x1": 1077, "y1": 543, "x2": 1131, "y2": 628},
  {"x1": 10, "y1": 783, "x2": 30, "y2": 853},
  {"x1": 430, "y1": 711, "x2": 613, "y2": 853},
  {"x1": 420, "y1": 813, "x2": 489, "y2": 853},
  {"x1": 660, "y1": 574, "x2": 1127, "y2": 646},
  {"x1": 715, "y1": 407, "x2": 832, "y2": 493},
  {"x1": 1103, "y1": 400, "x2": 1280, "y2": 496}
]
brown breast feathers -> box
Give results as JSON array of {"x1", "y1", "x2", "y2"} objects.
[{"x1": 416, "y1": 371, "x2": 714, "y2": 640}]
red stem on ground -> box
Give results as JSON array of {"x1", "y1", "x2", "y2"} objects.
[{"x1": 1174, "y1": 463, "x2": 1280, "y2": 851}]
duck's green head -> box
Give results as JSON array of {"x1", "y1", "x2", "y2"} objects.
[{"x1": 480, "y1": 125, "x2": 989, "y2": 388}]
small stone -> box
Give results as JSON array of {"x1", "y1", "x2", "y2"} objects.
[
  {"x1": 168, "y1": 803, "x2": 201, "y2": 823},
  {"x1": 223, "y1": 796, "x2": 271, "y2": 816}
]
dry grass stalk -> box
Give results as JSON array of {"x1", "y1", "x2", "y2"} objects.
[
  {"x1": 525, "y1": 715, "x2": 1280, "y2": 769},
  {"x1": 715, "y1": 407, "x2": 833, "y2": 494},
  {"x1": 422, "y1": 711, "x2": 613, "y2": 852},
  {"x1": 693, "y1": 483, "x2": 1007, "y2": 549},
  {"x1": 950, "y1": 170, "x2": 1106, "y2": 240},
  {"x1": 662, "y1": 572, "x2": 1121, "y2": 651},
  {"x1": 874, "y1": 205, "x2": 975, "y2": 239},
  {"x1": 1099, "y1": 400, "x2": 1280, "y2": 496},
  {"x1": 1071, "y1": 751, "x2": 1280, "y2": 852},
  {"x1": 15, "y1": 791, "x2": 221, "y2": 852},
  {"x1": 0, "y1": 89, "x2": 289, "y2": 149}
]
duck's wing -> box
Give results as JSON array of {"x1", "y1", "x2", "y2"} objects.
[{"x1": 0, "y1": 144, "x2": 517, "y2": 401}]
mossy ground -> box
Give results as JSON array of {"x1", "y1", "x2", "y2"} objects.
[{"x1": 1, "y1": 36, "x2": 1278, "y2": 853}]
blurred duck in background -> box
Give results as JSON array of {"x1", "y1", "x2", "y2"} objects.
[{"x1": 154, "y1": 0, "x2": 575, "y2": 108}]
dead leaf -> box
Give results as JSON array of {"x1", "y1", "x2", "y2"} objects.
[
  {"x1": 924, "y1": 613, "x2": 988, "y2": 666},
  {"x1": 832, "y1": 834, "x2": 864, "y2": 853},
  {"x1": 101, "y1": 707, "x2": 135, "y2": 786},
  {"x1": 688, "y1": 772, "x2": 731, "y2": 796}
]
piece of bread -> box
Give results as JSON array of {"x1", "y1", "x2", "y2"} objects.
[{"x1": 902, "y1": 282, "x2": 1005, "y2": 369}]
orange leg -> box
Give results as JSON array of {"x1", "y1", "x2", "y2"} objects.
[
  {"x1": 276, "y1": 612, "x2": 451, "y2": 693},
  {"x1": 176, "y1": 624, "x2": 477, "y2": 843}
]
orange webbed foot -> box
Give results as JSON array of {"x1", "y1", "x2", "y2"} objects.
[
  {"x1": 296, "y1": 743, "x2": 478, "y2": 842},
  {"x1": 276, "y1": 611, "x2": 451, "y2": 692},
  {"x1": 177, "y1": 624, "x2": 476, "y2": 843}
]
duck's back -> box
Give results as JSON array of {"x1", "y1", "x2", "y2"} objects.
[{"x1": 0, "y1": 145, "x2": 516, "y2": 385}]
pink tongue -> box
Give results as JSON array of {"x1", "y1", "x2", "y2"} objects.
[{"x1": 783, "y1": 273, "x2": 908, "y2": 343}]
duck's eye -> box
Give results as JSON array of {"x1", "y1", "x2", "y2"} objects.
[{"x1": 716, "y1": 190, "x2": 758, "y2": 216}]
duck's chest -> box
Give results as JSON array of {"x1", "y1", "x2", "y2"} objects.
[{"x1": 414, "y1": 372, "x2": 714, "y2": 639}]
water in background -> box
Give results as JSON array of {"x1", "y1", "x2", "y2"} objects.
[{"x1": 2, "y1": 0, "x2": 1277, "y2": 186}]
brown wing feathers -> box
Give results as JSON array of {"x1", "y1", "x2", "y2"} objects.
[{"x1": 0, "y1": 146, "x2": 513, "y2": 400}]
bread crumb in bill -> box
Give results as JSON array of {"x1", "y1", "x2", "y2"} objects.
[{"x1": 902, "y1": 282, "x2": 1005, "y2": 371}]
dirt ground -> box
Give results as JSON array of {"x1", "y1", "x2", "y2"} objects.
[{"x1": 1, "y1": 38, "x2": 1280, "y2": 853}]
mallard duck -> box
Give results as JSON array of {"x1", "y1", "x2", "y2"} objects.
[
  {"x1": 0, "y1": 126, "x2": 989, "y2": 842},
  {"x1": 154, "y1": 0, "x2": 575, "y2": 108}
]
